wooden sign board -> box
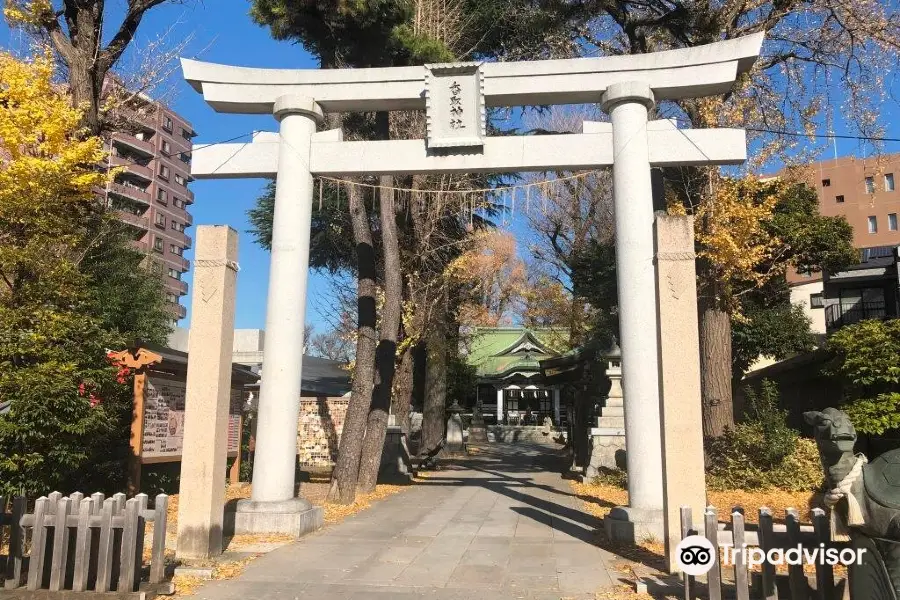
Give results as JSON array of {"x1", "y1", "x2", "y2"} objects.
[{"x1": 140, "y1": 376, "x2": 241, "y2": 463}]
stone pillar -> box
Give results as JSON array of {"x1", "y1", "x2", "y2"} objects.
[
  {"x1": 496, "y1": 387, "x2": 504, "y2": 424},
  {"x1": 552, "y1": 387, "x2": 561, "y2": 425},
  {"x1": 655, "y1": 213, "x2": 706, "y2": 572},
  {"x1": 236, "y1": 95, "x2": 324, "y2": 536},
  {"x1": 444, "y1": 403, "x2": 465, "y2": 454},
  {"x1": 176, "y1": 226, "x2": 239, "y2": 559},
  {"x1": 601, "y1": 81, "x2": 665, "y2": 542}
]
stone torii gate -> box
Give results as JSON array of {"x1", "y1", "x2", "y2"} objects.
[{"x1": 181, "y1": 33, "x2": 764, "y2": 541}]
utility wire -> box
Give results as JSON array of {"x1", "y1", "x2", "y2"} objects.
[{"x1": 744, "y1": 127, "x2": 900, "y2": 143}]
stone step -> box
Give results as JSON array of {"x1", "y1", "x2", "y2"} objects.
[
  {"x1": 604, "y1": 397, "x2": 624, "y2": 407},
  {"x1": 591, "y1": 427, "x2": 626, "y2": 437},
  {"x1": 601, "y1": 406, "x2": 624, "y2": 417},
  {"x1": 597, "y1": 415, "x2": 625, "y2": 428}
]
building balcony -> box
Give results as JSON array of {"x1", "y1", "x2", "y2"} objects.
[
  {"x1": 108, "y1": 182, "x2": 150, "y2": 205},
  {"x1": 171, "y1": 279, "x2": 189, "y2": 295},
  {"x1": 167, "y1": 302, "x2": 187, "y2": 320},
  {"x1": 112, "y1": 133, "x2": 154, "y2": 158},
  {"x1": 114, "y1": 210, "x2": 149, "y2": 230},
  {"x1": 825, "y1": 302, "x2": 890, "y2": 330},
  {"x1": 109, "y1": 156, "x2": 153, "y2": 183},
  {"x1": 183, "y1": 213, "x2": 194, "y2": 226},
  {"x1": 128, "y1": 111, "x2": 158, "y2": 133}
]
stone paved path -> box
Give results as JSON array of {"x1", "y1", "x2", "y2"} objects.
[{"x1": 194, "y1": 442, "x2": 627, "y2": 600}]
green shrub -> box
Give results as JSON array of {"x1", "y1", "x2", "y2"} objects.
[
  {"x1": 706, "y1": 431, "x2": 822, "y2": 491},
  {"x1": 828, "y1": 319, "x2": 900, "y2": 434},
  {"x1": 591, "y1": 467, "x2": 627, "y2": 489},
  {"x1": 743, "y1": 379, "x2": 796, "y2": 467},
  {"x1": 706, "y1": 379, "x2": 823, "y2": 492}
]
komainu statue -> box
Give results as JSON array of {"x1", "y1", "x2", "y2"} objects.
[{"x1": 805, "y1": 408, "x2": 900, "y2": 599}]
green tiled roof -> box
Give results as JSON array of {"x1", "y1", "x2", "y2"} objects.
[{"x1": 465, "y1": 328, "x2": 564, "y2": 379}]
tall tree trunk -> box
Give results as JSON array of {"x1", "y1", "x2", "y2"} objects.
[
  {"x1": 392, "y1": 344, "x2": 414, "y2": 435},
  {"x1": 420, "y1": 294, "x2": 448, "y2": 455},
  {"x1": 67, "y1": 53, "x2": 103, "y2": 136},
  {"x1": 357, "y1": 112, "x2": 402, "y2": 492},
  {"x1": 698, "y1": 272, "x2": 734, "y2": 438},
  {"x1": 327, "y1": 185, "x2": 377, "y2": 504}
]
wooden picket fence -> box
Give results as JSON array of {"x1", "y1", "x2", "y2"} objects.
[
  {"x1": 681, "y1": 505, "x2": 844, "y2": 600},
  {"x1": 0, "y1": 491, "x2": 170, "y2": 596}
]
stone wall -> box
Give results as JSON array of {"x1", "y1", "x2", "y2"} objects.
[{"x1": 297, "y1": 397, "x2": 349, "y2": 467}]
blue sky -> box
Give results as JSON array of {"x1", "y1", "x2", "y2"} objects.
[{"x1": 1, "y1": 2, "x2": 899, "y2": 334}]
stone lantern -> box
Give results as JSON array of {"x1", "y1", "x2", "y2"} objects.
[{"x1": 585, "y1": 339, "x2": 626, "y2": 477}]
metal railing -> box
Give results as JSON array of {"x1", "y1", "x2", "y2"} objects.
[{"x1": 825, "y1": 301, "x2": 888, "y2": 329}]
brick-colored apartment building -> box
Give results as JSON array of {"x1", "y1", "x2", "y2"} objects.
[
  {"x1": 783, "y1": 154, "x2": 900, "y2": 335},
  {"x1": 804, "y1": 154, "x2": 900, "y2": 247},
  {"x1": 106, "y1": 101, "x2": 195, "y2": 322}
]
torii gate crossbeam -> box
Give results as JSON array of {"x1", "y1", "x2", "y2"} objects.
[{"x1": 181, "y1": 33, "x2": 764, "y2": 544}]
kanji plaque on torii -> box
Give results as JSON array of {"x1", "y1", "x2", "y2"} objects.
[{"x1": 424, "y1": 62, "x2": 485, "y2": 148}]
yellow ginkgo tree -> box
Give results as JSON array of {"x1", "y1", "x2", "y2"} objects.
[{"x1": 0, "y1": 53, "x2": 154, "y2": 495}]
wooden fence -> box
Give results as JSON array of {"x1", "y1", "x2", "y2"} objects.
[
  {"x1": 0, "y1": 492, "x2": 170, "y2": 596},
  {"x1": 680, "y1": 505, "x2": 843, "y2": 600}
]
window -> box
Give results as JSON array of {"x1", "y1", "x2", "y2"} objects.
[
  {"x1": 866, "y1": 176, "x2": 875, "y2": 193},
  {"x1": 173, "y1": 197, "x2": 185, "y2": 209},
  {"x1": 167, "y1": 268, "x2": 181, "y2": 280},
  {"x1": 890, "y1": 213, "x2": 898, "y2": 231},
  {"x1": 171, "y1": 220, "x2": 185, "y2": 233},
  {"x1": 822, "y1": 178, "x2": 831, "y2": 187},
  {"x1": 161, "y1": 140, "x2": 171, "y2": 155},
  {"x1": 181, "y1": 128, "x2": 192, "y2": 140},
  {"x1": 158, "y1": 164, "x2": 170, "y2": 180},
  {"x1": 174, "y1": 173, "x2": 186, "y2": 186},
  {"x1": 170, "y1": 244, "x2": 183, "y2": 256},
  {"x1": 156, "y1": 188, "x2": 167, "y2": 203},
  {"x1": 179, "y1": 152, "x2": 191, "y2": 164},
  {"x1": 153, "y1": 237, "x2": 164, "y2": 253},
  {"x1": 165, "y1": 293, "x2": 178, "y2": 304},
  {"x1": 887, "y1": 173, "x2": 895, "y2": 192},
  {"x1": 163, "y1": 117, "x2": 173, "y2": 132},
  {"x1": 154, "y1": 213, "x2": 166, "y2": 228},
  {"x1": 810, "y1": 293, "x2": 824, "y2": 309},
  {"x1": 868, "y1": 215, "x2": 878, "y2": 233},
  {"x1": 836, "y1": 195, "x2": 845, "y2": 203}
]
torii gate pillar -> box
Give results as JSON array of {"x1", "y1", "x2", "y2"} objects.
[
  {"x1": 601, "y1": 82, "x2": 665, "y2": 541},
  {"x1": 232, "y1": 95, "x2": 325, "y2": 536}
]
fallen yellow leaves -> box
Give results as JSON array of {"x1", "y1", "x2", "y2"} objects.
[
  {"x1": 707, "y1": 489, "x2": 818, "y2": 524},
  {"x1": 323, "y1": 484, "x2": 406, "y2": 524},
  {"x1": 171, "y1": 575, "x2": 205, "y2": 598}
]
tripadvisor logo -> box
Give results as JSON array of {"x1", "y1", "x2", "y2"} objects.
[
  {"x1": 676, "y1": 536, "x2": 717, "y2": 575},
  {"x1": 676, "y1": 536, "x2": 867, "y2": 575}
]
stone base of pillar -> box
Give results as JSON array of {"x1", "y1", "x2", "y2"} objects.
[
  {"x1": 604, "y1": 506, "x2": 665, "y2": 544},
  {"x1": 378, "y1": 426, "x2": 414, "y2": 484},
  {"x1": 467, "y1": 425, "x2": 489, "y2": 443},
  {"x1": 228, "y1": 498, "x2": 323, "y2": 537},
  {"x1": 585, "y1": 427, "x2": 626, "y2": 478}
]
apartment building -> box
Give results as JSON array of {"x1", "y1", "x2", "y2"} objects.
[
  {"x1": 783, "y1": 154, "x2": 900, "y2": 334},
  {"x1": 806, "y1": 154, "x2": 900, "y2": 247},
  {"x1": 106, "y1": 101, "x2": 195, "y2": 321}
]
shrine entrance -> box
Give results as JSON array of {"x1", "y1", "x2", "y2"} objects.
[{"x1": 182, "y1": 32, "x2": 763, "y2": 548}]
